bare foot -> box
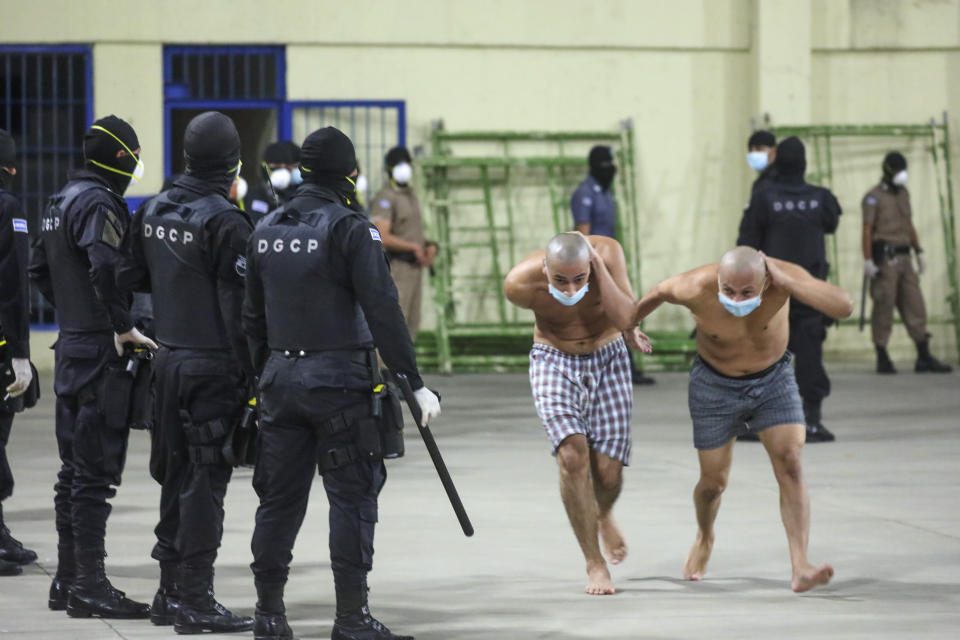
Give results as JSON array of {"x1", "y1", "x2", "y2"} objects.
[
  {"x1": 791, "y1": 563, "x2": 834, "y2": 593},
  {"x1": 585, "y1": 561, "x2": 616, "y2": 595},
  {"x1": 682, "y1": 532, "x2": 714, "y2": 581},
  {"x1": 599, "y1": 514, "x2": 628, "y2": 565}
]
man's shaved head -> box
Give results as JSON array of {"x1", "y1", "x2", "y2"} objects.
[
  {"x1": 718, "y1": 247, "x2": 767, "y2": 301},
  {"x1": 545, "y1": 232, "x2": 590, "y2": 268}
]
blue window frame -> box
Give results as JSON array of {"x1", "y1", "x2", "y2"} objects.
[{"x1": 1, "y1": 44, "x2": 93, "y2": 326}]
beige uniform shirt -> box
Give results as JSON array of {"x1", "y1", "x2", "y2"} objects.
[
  {"x1": 370, "y1": 183, "x2": 425, "y2": 247},
  {"x1": 862, "y1": 182, "x2": 912, "y2": 247}
]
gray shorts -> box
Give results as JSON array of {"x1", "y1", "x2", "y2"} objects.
[{"x1": 688, "y1": 352, "x2": 805, "y2": 450}]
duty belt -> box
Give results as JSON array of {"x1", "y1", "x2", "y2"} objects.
[{"x1": 271, "y1": 348, "x2": 368, "y2": 365}]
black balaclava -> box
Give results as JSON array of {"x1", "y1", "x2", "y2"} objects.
[
  {"x1": 300, "y1": 127, "x2": 359, "y2": 209},
  {"x1": 183, "y1": 111, "x2": 241, "y2": 196},
  {"x1": 0, "y1": 129, "x2": 15, "y2": 189},
  {"x1": 588, "y1": 145, "x2": 617, "y2": 191},
  {"x1": 83, "y1": 115, "x2": 140, "y2": 195},
  {"x1": 882, "y1": 151, "x2": 907, "y2": 190},
  {"x1": 747, "y1": 130, "x2": 776, "y2": 150},
  {"x1": 773, "y1": 136, "x2": 806, "y2": 179}
]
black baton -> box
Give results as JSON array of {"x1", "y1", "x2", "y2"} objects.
[
  {"x1": 393, "y1": 373, "x2": 474, "y2": 537},
  {"x1": 859, "y1": 275, "x2": 868, "y2": 332}
]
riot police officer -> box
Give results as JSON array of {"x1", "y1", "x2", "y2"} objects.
[
  {"x1": 243, "y1": 126, "x2": 441, "y2": 640},
  {"x1": 245, "y1": 140, "x2": 301, "y2": 223},
  {"x1": 116, "y1": 111, "x2": 255, "y2": 634},
  {"x1": 862, "y1": 151, "x2": 952, "y2": 374},
  {"x1": 737, "y1": 136, "x2": 842, "y2": 443},
  {"x1": 0, "y1": 128, "x2": 38, "y2": 577},
  {"x1": 28, "y1": 116, "x2": 157, "y2": 616}
]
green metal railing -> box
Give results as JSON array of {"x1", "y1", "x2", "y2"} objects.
[
  {"x1": 418, "y1": 121, "x2": 694, "y2": 373},
  {"x1": 769, "y1": 116, "x2": 960, "y2": 359}
]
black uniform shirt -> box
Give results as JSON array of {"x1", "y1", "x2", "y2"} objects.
[{"x1": 0, "y1": 186, "x2": 30, "y2": 358}]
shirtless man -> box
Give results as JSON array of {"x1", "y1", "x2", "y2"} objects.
[
  {"x1": 504, "y1": 232, "x2": 651, "y2": 595},
  {"x1": 635, "y1": 246, "x2": 853, "y2": 593}
]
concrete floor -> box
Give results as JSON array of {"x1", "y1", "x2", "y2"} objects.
[{"x1": 0, "y1": 369, "x2": 958, "y2": 639}]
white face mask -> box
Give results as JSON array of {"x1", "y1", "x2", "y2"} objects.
[
  {"x1": 270, "y1": 167, "x2": 292, "y2": 191},
  {"x1": 356, "y1": 174, "x2": 368, "y2": 196},
  {"x1": 234, "y1": 176, "x2": 248, "y2": 201},
  {"x1": 392, "y1": 162, "x2": 412, "y2": 185},
  {"x1": 892, "y1": 170, "x2": 908, "y2": 186},
  {"x1": 128, "y1": 159, "x2": 145, "y2": 190}
]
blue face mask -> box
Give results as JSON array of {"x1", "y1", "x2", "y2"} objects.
[
  {"x1": 549, "y1": 282, "x2": 589, "y2": 306},
  {"x1": 718, "y1": 289, "x2": 763, "y2": 317},
  {"x1": 290, "y1": 167, "x2": 303, "y2": 186},
  {"x1": 746, "y1": 151, "x2": 769, "y2": 172}
]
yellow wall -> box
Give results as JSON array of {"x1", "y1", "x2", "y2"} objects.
[{"x1": 3, "y1": 0, "x2": 960, "y2": 363}]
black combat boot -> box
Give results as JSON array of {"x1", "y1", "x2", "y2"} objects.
[
  {"x1": 0, "y1": 505, "x2": 38, "y2": 566},
  {"x1": 150, "y1": 561, "x2": 181, "y2": 626},
  {"x1": 332, "y1": 606, "x2": 414, "y2": 640},
  {"x1": 173, "y1": 564, "x2": 254, "y2": 634},
  {"x1": 875, "y1": 345, "x2": 896, "y2": 374},
  {"x1": 0, "y1": 557, "x2": 20, "y2": 576},
  {"x1": 803, "y1": 400, "x2": 835, "y2": 443},
  {"x1": 914, "y1": 339, "x2": 953, "y2": 373},
  {"x1": 48, "y1": 543, "x2": 75, "y2": 610},
  {"x1": 66, "y1": 549, "x2": 150, "y2": 619},
  {"x1": 254, "y1": 580, "x2": 294, "y2": 640}
]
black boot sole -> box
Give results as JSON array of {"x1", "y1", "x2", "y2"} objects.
[
  {"x1": 66, "y1": 599, "x2": 150, "y2": 619},
  {"x1": 174, "y1": 621, "x2": 256, "y2": 635},
  {"x1": 48, "y1": 598, "x2": 68, "y2": 611},
  {"x1": 151, "y1": 612, "x2": 177, "y2": 626}
]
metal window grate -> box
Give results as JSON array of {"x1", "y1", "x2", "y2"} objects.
[
  {"x1": 0, "y1": 45, "x2": 92, "y2": 325},
  {"x1": 283, "y1": 100, "x2": 406, "y2": 196},
  {"x1": 164, "y1": 46, "x2": 285, "y2": 101}
]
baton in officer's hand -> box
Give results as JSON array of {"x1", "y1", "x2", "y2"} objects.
[{"x1": 393, "y1": 372, "x2": 474, "y2": 537}]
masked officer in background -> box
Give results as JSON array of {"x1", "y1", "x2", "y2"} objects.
[
  {"x1": 370, "y1": 146, "x2": 436, "y2": 342},
  {"x1": 0, "y1": 129, "x2": 38, "y2": 577},
  {"x1": 570, "y1": 145, "x2": 654, "y2": 385},
  {"x1": 737, "y1": 136, "x2": 841, "y2": 443},
  {"x1": 243, "y1": 127, "x2": 441, "y2": 640},
  {"x1": 862, "y1": 151, "x2": 952, "y2": 374},
  {"x1": 746, "y1": 129, "x2": 778, "y2": 194},
  {"x1": 245, "y1": 141, "x2": 301, "y2": 223},
  {"x1": 28, "y1": 116, "x2": 157, "y2": 616},
  {"x1": 116, "y1": 111, "x2": 255, "y2": 634}
]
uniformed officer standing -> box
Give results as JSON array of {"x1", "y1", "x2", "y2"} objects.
[
  {"x1": 370, "y1": 146, "x2": 435, "y2": 342},
  {"x1": 0, "y1": 129, "x2": 38, "y2": 577},
  {"x1": 116, "y1": 111, "x2": 255, "y2": 634},
  {"x1": 737, "y1": 136, "x2": 841, "y2": 442},
  {"x1": 245, "y1": 141, "x2": 301, "y2": 224},
  {"x1": 243, "y1": 127, "x2": 441, "y2": 640},
  {"x1": 862, "y1": 151, "x2": 952, "y2": 374},
  {"x1": 746, "y1": 129, "x2": 778, "y2": 194},
  {"x1": 28, "y1": 116, "x2": 157, "y2": 616},
  {"x1": 570, "y1": 145, "x2": 654, "y2": 385}
]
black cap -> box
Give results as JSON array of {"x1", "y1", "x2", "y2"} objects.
[
  {"x1": 883, "y1": 151, "x2": 907, "y2": 178},
  {"x1": 84, "y1": 115, "x2": 139, "y2": 170},
  {"x1": 0, "y1": 129, "x2": 15, "y2": 167},
  {"x1": 183, "y1": 111, "x2": 241, "y2": 174},
  {"x1": 264, "y1": 140, "x2": 300, "y2": 165},
  {"x1": 300, "y1": 127, "x2": 357, "y2": 178},
  {"x1": 384, "y1": 146, "x2": 412, "y2": 169},
  {"x1": 748, "y1": 130, "x2": 776, "y2": 149},
  {"x1": 774, "y1": 136, "x2": 806, "y2": 178}
]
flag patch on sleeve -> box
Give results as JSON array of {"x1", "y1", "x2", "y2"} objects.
[
  {"x1": 12, "y1": 218, "x2": 28, "y2": 233},
  {"x1": 370, "y1": 228, "x2": 382, "y2": 242}
]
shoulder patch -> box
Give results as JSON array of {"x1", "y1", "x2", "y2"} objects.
[
  {"x1": 12, "y1": 218, "x2": 28, "y2": 233},
  {"x1": 582, "y1": 197, "x2": 593, "y2": 207},
  {"x1": 370, "y1": 228, "x2": 382, "y2": 242},
  {"x1": 251, "y1": 200, "x2": 270, "y2": 214},
  {"x1": 234, "y1": 255, "x2": 247, "y2": 277},
  {"x1": 865, "y1": 196, "x2": 877, "y2": 205},
  {"x1": 378, "y1": 199, "x2": 391, "y2": 210}
]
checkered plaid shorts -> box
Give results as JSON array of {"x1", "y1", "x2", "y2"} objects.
[{"x1": 528, "y1": 337, "x2": 633, "y2": 465}]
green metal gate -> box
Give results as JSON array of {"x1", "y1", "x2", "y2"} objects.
[{"x1": 769, "y1": 115, "x2": 960, "y2": 360}]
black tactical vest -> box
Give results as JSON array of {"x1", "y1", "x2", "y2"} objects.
[
  {"x1": 39, "y1": 180, "x2": 116, "y2": 332},
  {"x1": 252, "y1": 201, "x2": 373, "y2": 351},
  {"x1": 140, "y1": 191, "x2": 234, "y2": 349}
]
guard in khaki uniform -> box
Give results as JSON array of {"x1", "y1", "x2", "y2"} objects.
[
  {"x1": 370, "y1": 146, "x2": 436, "y2": 341},
  {"x1": 862, "y1": 151, "x2": 952, "y2": 374}
]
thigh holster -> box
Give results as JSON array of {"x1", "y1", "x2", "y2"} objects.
[
  {"x1": 181, "y1": 409, "x2": 230, "y2": 465},
  {"x1": 316, "y1": 405, "x2": 377, "y2": 474}
]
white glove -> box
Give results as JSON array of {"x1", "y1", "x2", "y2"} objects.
[
  {"x1": 863, "y1": 259, "x2": 880, "y2": 279},
  {"x1": 413, "y1": 386, "x2": 441, "y2": 427},
  {"x1": 5, "y1": 358, "x2": 33, "y2": 398},
  {"x1": 114, "y1": 327, "x2": 159, "y2": 357},
  {"x1": 916, "y1": 250, "x2": 926, "y2": 276}
]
